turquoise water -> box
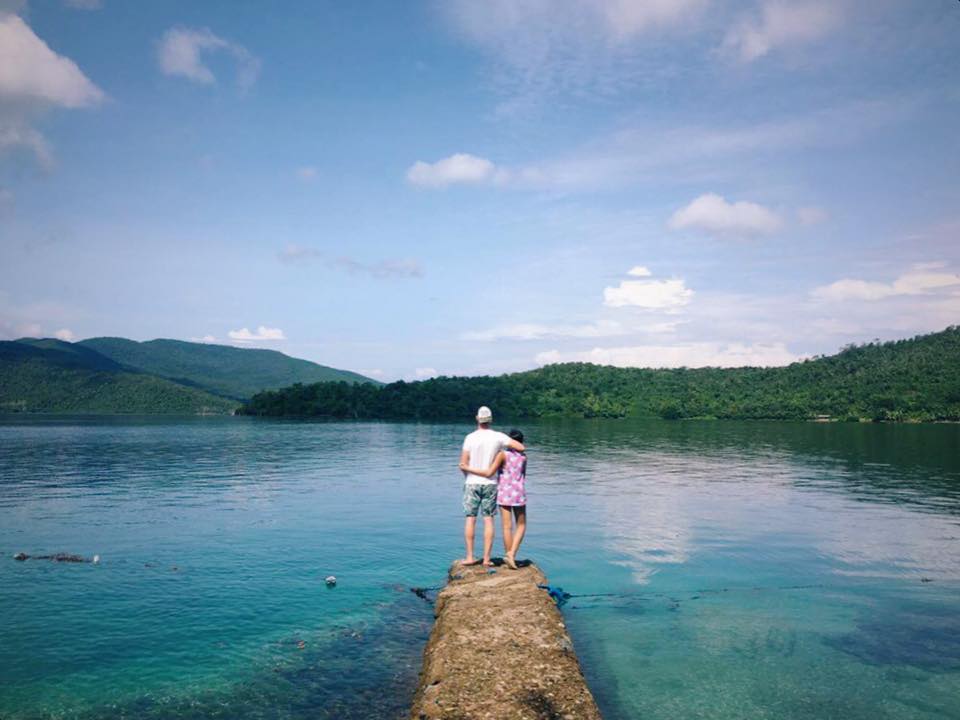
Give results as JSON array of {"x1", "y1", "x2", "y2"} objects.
[{"x1": 1, "y1": 417, "x2": 958, "y2": 719}]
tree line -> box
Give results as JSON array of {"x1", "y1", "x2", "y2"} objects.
[{"x1": 240, "y1": 327, "x2": 960, "y2": 422}]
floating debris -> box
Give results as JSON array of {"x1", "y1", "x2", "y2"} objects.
[
  {"x1": 538, "y1": 584, "x2": 572, "y2": 607},
  {"x1": 325, "y1": 575, "x2": 337, "y2": 587}
]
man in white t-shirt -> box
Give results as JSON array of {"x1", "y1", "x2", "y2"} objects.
[{"x1": 458, "y1": 405, "x2": 525, "y2": 566}]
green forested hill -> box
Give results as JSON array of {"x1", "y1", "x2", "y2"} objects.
[
  {"x1": 0, "y1": 341, "x2": 236, "y2": 414},
  {"x1": 78, "y1": 337, "x2": 379, "y2": 400},
  {"x1": 242, "y1": 326, "x2": 960, "y2": 422}
]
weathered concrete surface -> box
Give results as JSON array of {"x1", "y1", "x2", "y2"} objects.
[{"x1": 411, "y1": 561, "x2": 602, "y2": 720}]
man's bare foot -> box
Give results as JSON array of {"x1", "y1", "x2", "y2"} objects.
[
  {"x1": 461, "y1": 558, "x2": 480, "y2": 566},
  {"x1": 505, "y1": 554, "x2": 518, "y2": 570}
]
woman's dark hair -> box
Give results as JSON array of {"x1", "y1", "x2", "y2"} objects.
[{"x1": 508, "y1": 429, "x2": 524, "y2": 443}]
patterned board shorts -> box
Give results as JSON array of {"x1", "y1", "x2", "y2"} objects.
[{"x1": 462, "y1": 483, "x2": 498, "y2": 517}]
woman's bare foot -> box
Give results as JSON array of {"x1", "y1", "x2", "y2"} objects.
[
  {"x1": 461, "y1": 557, "x2": 480, "y2": 566},
  {"x1": 482, "y1": 559, "x2": 494, "y2": 567},
  {"x1": 505, "y1": 554, "x2": 518, "y2": 570}
]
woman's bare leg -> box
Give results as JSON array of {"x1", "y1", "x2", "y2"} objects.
[
  {"x1": 508, "y1": 507, "x2": 526, "y2": 559},
  {"x1": 500, "y1": 506, "x2": 514, "y2": 555}
]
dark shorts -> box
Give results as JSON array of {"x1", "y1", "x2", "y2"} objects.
[{"x1": 462, "y1": 483, "x2": 498, "y2": 517}]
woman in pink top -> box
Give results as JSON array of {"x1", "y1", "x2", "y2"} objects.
[{"x1": 462, "y1": 429, "x2": 527, "y2": 570}]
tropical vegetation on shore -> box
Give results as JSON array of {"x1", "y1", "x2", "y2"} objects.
[{"x1": 241, "y1": 327, "x2": 960, "y2": 422}]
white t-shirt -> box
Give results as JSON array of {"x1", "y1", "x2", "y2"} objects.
[{"x1": 462, "y1": 428, "x2": 512, "y2": 485}]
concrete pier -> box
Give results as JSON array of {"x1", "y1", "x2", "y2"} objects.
[{"x1": 410, "y1": 561, "x2": 603, "y2": 720}]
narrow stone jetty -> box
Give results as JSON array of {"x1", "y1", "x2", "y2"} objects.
[{"x1": 411, "y1": 560, "x2": 602, "y2": 720}]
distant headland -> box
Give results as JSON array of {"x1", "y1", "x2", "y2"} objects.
[
  {"x1": 241, "y1": 327, "x2": 960, "y2": 423},
  {"x1": 0, "y1": 337, "x2": 379, "y2": 414}
]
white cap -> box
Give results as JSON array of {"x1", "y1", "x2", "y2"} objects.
[{"x1": 476, "y1": 406, "x2": 493, "y2": 423}]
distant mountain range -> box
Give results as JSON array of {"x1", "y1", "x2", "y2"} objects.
[{"x1": 0, "y1": 337, "x2": 380, "y2": 414}]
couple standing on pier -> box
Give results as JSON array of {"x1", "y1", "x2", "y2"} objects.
[{"x1": 458, "y1": 406, "x2": 527, "y2": 570}]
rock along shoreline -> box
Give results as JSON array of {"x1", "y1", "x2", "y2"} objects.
[{"x1": 410, "y1": 560, "x2": 602, "y2": 720}]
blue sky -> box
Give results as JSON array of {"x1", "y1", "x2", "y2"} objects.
[{"x1": 1, "y1": 0, "x2": 958, "y2": 381}]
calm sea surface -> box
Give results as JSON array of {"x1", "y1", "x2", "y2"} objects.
[{"x1": 1, "y1": 416, "x2": 959, "y2": 719}]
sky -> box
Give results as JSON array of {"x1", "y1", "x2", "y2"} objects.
[{"x1": 0, "y1": 0, "x2": 958, "y2": 381}]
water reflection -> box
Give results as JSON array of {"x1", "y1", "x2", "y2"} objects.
[{"x1": 1, "y1": 416, "x2": 958, "y2": 720}]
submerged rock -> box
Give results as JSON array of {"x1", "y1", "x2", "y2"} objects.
[
  {"x1": 13, "y1": 552, "x2": 97, "y2": 563},
  {"x1": 410, "y1": 560, "x2": 602, "y2": 719}
]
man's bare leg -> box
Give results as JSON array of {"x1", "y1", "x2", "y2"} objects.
[
  {"x1": 463, "y1": 516, "x2": 479, "y2": 565},
  {"x1": 482, "y1": 516, "x2": 495, "y2": 566},
  {"x1": 500, "y1": 506, "x2": 514, "y2": 555}
]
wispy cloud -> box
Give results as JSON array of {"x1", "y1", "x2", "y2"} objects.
[
  {"x1": 157, "y1": 27, "x2": 261, "y2": 90},
  {"x1": 227, "y1": 326, "x2": 285, "y2": 342},
  {"x1": 406, "y1": 98, "x2": 915, "y2": 193},
  {"x1": 811, "y1": 263, "x2": 960, "y2": 302},
  {"x1": 797, "y1": 206, "x2": 828, "y2": 225},
  {"x1": 462, "y1": 320, "x2": 629, "y2": 342},
  {"x1": 64, "y1": 0, "x2": 102, "y2": 9},
  {"x1": 722, "y1": 1, "x2": 843, "y2": 63},
  {"x1": 441, "y1": 0, "x2": 708, "y2": 108},
  {"x1": 536, "y1": 342, "x2": 802, "y2": 369},
  {"x1": 668, "y1": 193, "x2": 784, "y2": 237},
  {"x1": 278, "y1": 244, "x2": 423, "y2": 279}
]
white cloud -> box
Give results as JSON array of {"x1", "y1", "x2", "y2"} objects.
[
  {"x1": 0, "y1": 13, "x2": 103, "y2": 170},
  {"x1": 228, "y1": 326, "x2": 286, "y2": 342},
  {"x1": 54, "y1": 328, "x2": 75, "y2": 341},
  {"x1": 669, "y1": 193, "x2": 784, "y2": 237},
  {"x1": 189, "y1": 335, "x2": 218, "y2": 343},
  {"x1": 603, "y1": 278, "x2": 694, "y2": 310},
  {"x1": 811, "y1": 264, "x2": 960, "y2": 302},
  {"x1": 722, "y1": 1, "x2": 843, "y2": 63},
  {"x1": 0, "y1": 14, "x2": 104, "y2": 107},
  {"x1": 157, "y1": 27, "x2": 260, "y2": 90},
  {"x1": 406, "y1": 153, "x2": 497, "y2": 188},
  {"x1": 627, "y1": 265, "x2": 652, "y2": 277},
  {"x1": 414, "y1": 367, "x2": 438, "y2": 379},
  {"x1": 536, "y1": 342, "x2": 803, "y2": 369},
  {"x1": 297, "y1": 166, "x2": 317, "y2": 181}
]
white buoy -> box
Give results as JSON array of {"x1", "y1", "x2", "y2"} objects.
[{"x1": 324, "y1": 575, "x2": 336, "y2": 587}]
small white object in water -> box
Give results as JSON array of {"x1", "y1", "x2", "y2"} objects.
[
  {"x1": 324, "y1": 575, "x2": 336, "y2": 586},
  {"x1": 93, "y1": 555, "x2": 100, "y2": 564}
]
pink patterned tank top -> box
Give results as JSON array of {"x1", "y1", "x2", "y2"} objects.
[{"x1": 496, "y1": 449, "x2": 527, "y2": 507}]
